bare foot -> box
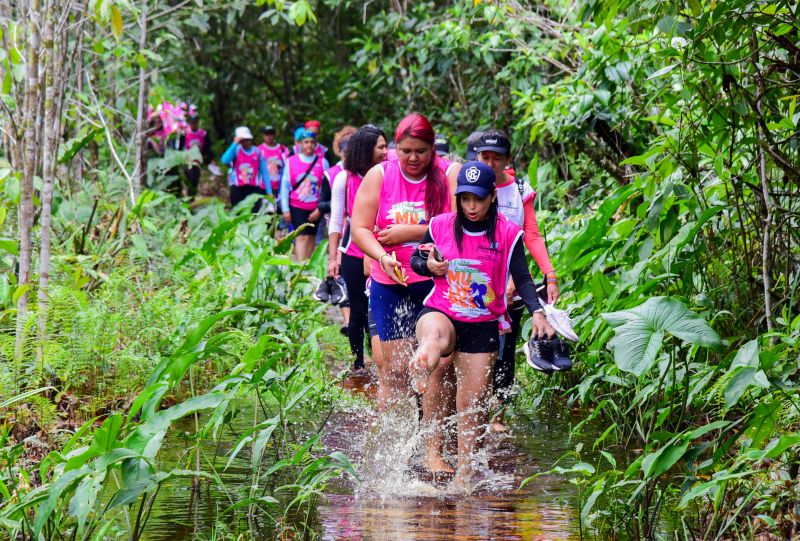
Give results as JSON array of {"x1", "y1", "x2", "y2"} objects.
[
  {"x1": 425, "y1": 452, "x2": 455, "y2": 474},
  {"x1": 411, "y1": 349, "x2": 431, "y2": 393},
  {"x1": 490, "y1": 420, "x2": 508, "y2": 433},
  {"x1": 449, "y1": 468, "x2": 474, "y2": 494}
]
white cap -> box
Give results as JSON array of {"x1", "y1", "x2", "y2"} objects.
[{"x1": 235, "y1": 126, "x2": 253, "y2": 140}]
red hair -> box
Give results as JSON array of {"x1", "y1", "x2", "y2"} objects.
[
  {"x1": 305, "y1": 120, "x2": 321, "y2": 129},
  {"x1": 394, "y1": 112, "x2": 448, "y2": 218}
]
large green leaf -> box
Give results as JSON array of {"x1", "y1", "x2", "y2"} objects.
[
  {"x1": 745, "y1": 399, "x2": 782, "y2": 449},
  {"x1": 642, "y1": 439, "x2": 690, "y2": 479},
  {"x1": 125, "y1": 392, "x2": 226, "y2": 454},
  {"x1": 602, "y1": 296, "x2": 722, "y2": 376},
  {"x1": 724, "y1": 367, "x2": 770, "y2": 409}
]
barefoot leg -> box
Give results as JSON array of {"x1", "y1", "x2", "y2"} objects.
[
  {"x1": 414, "y1": 311, "x2": 456, "y2": 472},
  {"x1": 453, "y1": 351, "x2": 496, "y2": 478},
  {"x1": 423, "y1": 359, "x2": 455, "y2": 474}
]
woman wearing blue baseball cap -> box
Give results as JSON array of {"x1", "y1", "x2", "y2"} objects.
[{"x1": 408, "y1": 161, "x2": 554, "y2": 487}]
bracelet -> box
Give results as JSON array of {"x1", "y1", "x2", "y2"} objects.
[{"x1": 378, "y1": 253, "x2": 391, "y2": 265}]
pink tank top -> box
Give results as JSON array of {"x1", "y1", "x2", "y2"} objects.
[
  {"x1": 184, "y1": 128, "x2": 206, "y2": 149},
  {"x1": 184, "y1": 128, "x2": 206, "y2": 164},
  {"x1": 258, "y1": 143, "x2": 287, "y2": 193},
  {"x1": 424, "y1": 212, "x2": 522, "y2": 323},
  {"x1": 234, "y1": 147, "x2": 262, "y2": 188},
  {"x1": 341, "y1": 171, "x2": 365, "y2": 258},
  {"x1": 370, "y1": 159, "x2": 451, "y2": 285},
  {"x1": 325, "y1": 162, "x2": 344, "y2": 192},
  {"x1": 287, "y1": 155, "x2": 325, "y2": 210}
]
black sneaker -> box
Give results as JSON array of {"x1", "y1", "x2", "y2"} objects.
[
  {"x1": 340, "y1": 325, "x2": 348, "y2": 336},
  {"x1": 524, "y1": 339, "x2": 555, "y2": 374},
  {"x1": 313, "y1": 278, "x2": 331, "y2": 303},
  {"x1": 330, "y1": 277, "x2": 348, "y2": 305},
  {"x1": 550, "y1": 339, "x2": 573, "y2": 371}
]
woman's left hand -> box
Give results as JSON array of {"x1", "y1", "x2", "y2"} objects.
[
  {"x1": 308, "y1": 209, "x2": 321, "y2": 223},
  {"x1": 426, "y1": 250, "x2": 448, "y2": 276},
  {"x1": 376, "y1": 224, "x2": 410, "y2": 245},
  {"x1": 531, "y1": 312, "x2": 555, "y2": 339},
  {"x1": 547, "y1": 280, "x2": 559, "y2": 305}
]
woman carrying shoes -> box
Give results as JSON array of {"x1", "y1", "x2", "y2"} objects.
[{"x1": 409, "y1": 161, "x2": 555, "y2": 487}]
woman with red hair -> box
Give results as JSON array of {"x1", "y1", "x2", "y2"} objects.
[{"x1": 351, "y1": 114, "x2": 460, "y2": 429}]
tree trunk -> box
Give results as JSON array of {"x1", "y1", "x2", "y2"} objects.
[
  {"x1": 15, "y1": 0, "x2": 42, "y2": 363},
  {"x1": 36, "y1": 0, "x2": 58, "y2": 358},
  {"x1": 133, "y1": 0, "x2": 149, "y2": 196}
]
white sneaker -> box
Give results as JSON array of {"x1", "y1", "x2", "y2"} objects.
[{"x1": 542, "y1": 302, "x2": 579, "y2": 342}]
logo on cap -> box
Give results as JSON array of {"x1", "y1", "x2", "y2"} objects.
[
  {"x1": 485, "y1": 138, "x2": 498, "y2": 144},
  {"x1": 465, "y1": 166, "x2": 481, "y2": 183}
]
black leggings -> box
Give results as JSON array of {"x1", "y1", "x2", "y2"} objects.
[
  {"x1": 340, "y1": 253, "x2": 369, "y2": 368},
  {"x1": 494, "y1": 305, "x2": 524, "y2": 404},
  {"x1": 230, "y1": 185, "x2": 266, "y2": 213}
]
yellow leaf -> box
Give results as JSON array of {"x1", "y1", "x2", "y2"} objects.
[{"x1": 110, "y1": 4, "x2": 122, "y2": 39}]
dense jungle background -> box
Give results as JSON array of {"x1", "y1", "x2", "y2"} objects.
[{"x1": 1, "y1": 0, "x2": 799, "y2": 539}]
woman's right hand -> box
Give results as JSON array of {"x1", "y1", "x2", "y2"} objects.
[
  {"x1": 282, "y1": 211, "x2": 291, "y2": 223},
  {"x1": 378, "y1": 253, "x2": 407, "y2": 286},
  {"x1": 327, "y1": 258, "x2": 339, "y2": 278},
  {"x1": 426, "y1": 250, "x2": 448, "y2": 276}
]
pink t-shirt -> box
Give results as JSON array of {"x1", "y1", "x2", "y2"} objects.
[
  {"x1": 341, "y1": 171, "x2": 365, "y2": 258},
  {"x1": 424, "y1": 212, "x2": 522, "y2": 323},
  {"x1": 184, "y1": 128, "x2": 206, "y2": 165},
  {"x1": 234, "y1": 146, "x2": 262, "y2": 187},
  {"x1": 369, "y1": 159, "x2": 451, "y2": 285},
  {"x1": 287, "y1": 154, "x2": 325, "y2": 210},
  {"x1": 325, "y1": 162, "x2": 344, "y2": 192},
  {"x1": 258, "y1": 143, "x2": 288, "y2": 193}
]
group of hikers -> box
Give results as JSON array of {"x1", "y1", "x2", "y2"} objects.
[{"x1": 179, "y1": 112, "x2": 576, "y2": 489}]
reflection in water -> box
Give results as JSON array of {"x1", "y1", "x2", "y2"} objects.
[
  {"x1": 143, "y1": 371, "x2": 585, "y2": 540},
  {"x1": 317, "y1": 373, "x2": 583, "y2": 541},
  {"x1": 319, "y1": 493, "x2": 579, "y2": 541}
]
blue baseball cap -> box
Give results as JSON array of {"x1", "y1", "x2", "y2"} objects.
[
  {"x1": 294, "y1": 127, "x2": 305, "y2": 140},
  {"x1": 465, "y1": 130, "x2": 483, "y2": 160},
  {"x1": 455, "y1": 161, "x2": 496, "y2": 199},
  {"x1": 299, "y1": 129, "x2": 316, "y2": 140},
  {"x1": 475, "y1": 130, "x2": 511, "y2": 155}
]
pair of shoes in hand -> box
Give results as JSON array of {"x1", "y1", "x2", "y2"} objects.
[
  {"x1": 524, "y1": 338, "x2": 573, "y2": 374},
  {"x1": 313, "y1": 277, "x2": 348, "y2": 305}
]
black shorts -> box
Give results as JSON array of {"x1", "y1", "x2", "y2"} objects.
[
  {"x1": 289, "y1": 206, "x2": 320, "y2": 236},
  {"x1": 417, "y1": 307, "x2": 499, "y2": 354}
]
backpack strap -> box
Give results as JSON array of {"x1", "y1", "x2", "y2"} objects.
[{"x1": 291, "y1": 155, "x2": 319, "y2": 191}]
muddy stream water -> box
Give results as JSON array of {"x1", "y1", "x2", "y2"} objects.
[{"x1": 144, "y1": 372, "x2": 591, "y2": 540}]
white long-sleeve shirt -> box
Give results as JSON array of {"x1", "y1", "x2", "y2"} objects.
[{"x1": 328, "y1": 169, "x2": 350, "y2": 235}]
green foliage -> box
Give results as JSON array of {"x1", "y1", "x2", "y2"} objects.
[
  {"x1": 2, "y1": 0, "x2": 799, "y2": 538},
  {"x1": 603, "y1": 296, "x2": 722, "y2": 376}
]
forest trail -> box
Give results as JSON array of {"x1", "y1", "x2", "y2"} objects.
[{"x1": 141, "y1": 367, "x2": 590, "y2": 540}]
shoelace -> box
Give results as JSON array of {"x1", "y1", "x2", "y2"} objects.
[
  {"x1": 543, "y1": 303, "x2": 575, "y2": 324},
  {"x1": 531, "y1": 339, "x2": 553, "y2": 358}
]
